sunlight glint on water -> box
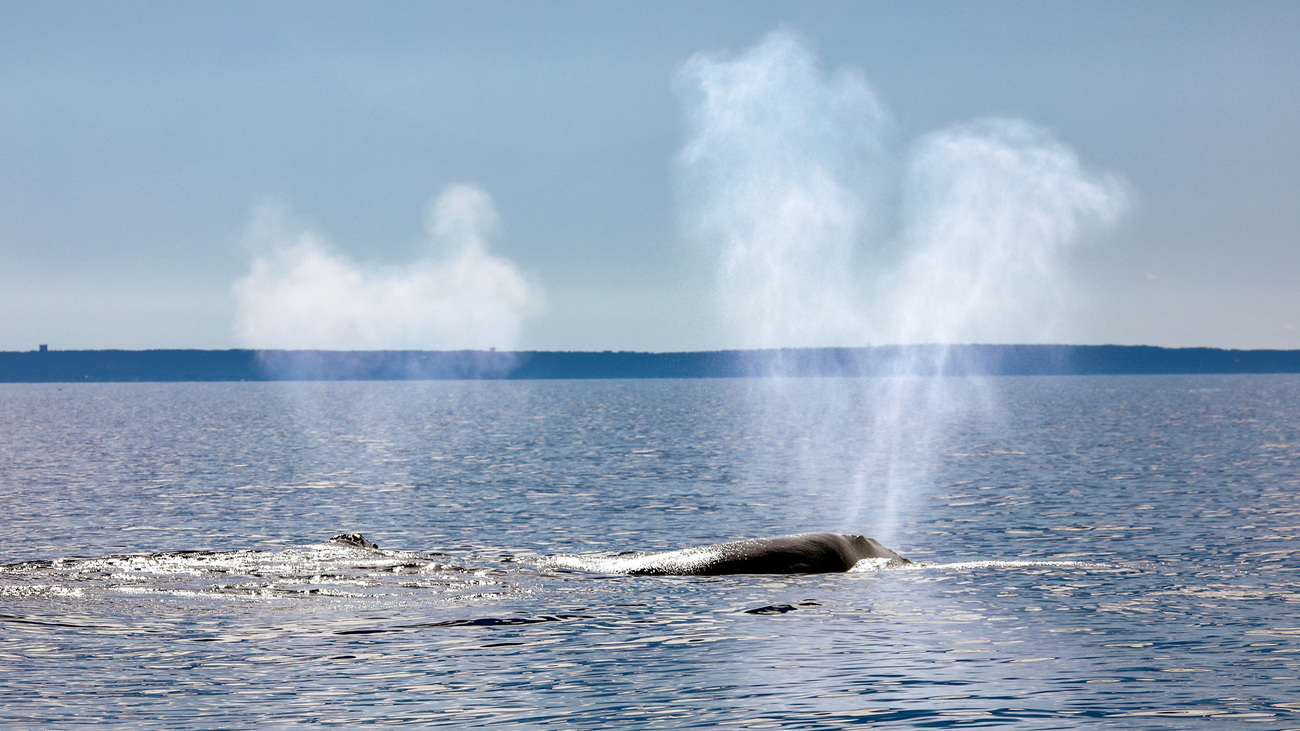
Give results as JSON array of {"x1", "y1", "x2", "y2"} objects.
[{"x1": 1, "y1": 376, "x2": 1298, "y2": 727}]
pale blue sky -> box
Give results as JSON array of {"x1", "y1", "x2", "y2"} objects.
[{"x1": 2, "y1": 1, "x2": 1297, "y2": 351}]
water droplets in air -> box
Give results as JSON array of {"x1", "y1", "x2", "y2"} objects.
[
  {"x1": 676, "y1": 30, "x2": 1129, "y2": 539},
  {"x1": 233, "y1": 184, "x2": 542, "y2": 351}
]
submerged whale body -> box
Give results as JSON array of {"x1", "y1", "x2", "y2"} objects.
[
  {"x1": 567, "y1": 533, "x2": 909, "y2": 576},
  {"x1": 328, "y1": 532, "x2": 379, "y2": 549}
]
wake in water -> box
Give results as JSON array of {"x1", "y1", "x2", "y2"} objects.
[
  {"x1": 2, "y1": 528, "x2": 1118, "y2": 608},
  {"x1": 0, "y1": 534, "x2": 494, "y2": 603},
  {"x1": 545, "y1": 552, "x2": 1107, "y2": 576},
  {"x1": 3, "y1": 531, "x2": 1116, "y2": 606}
]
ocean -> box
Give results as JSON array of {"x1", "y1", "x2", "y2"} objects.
[{"x1": 2, "y1": 375, "x2": 1298, "y2": 728}]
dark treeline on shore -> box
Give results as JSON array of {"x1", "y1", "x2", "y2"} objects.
[{"x1": 2, "y1": 345, "x2": 1299, "y2": 383}]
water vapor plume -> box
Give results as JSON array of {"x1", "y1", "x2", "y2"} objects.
[
  {"x1": 678, "y1": 30, "x2": 1128, "y2": 350},
  {"x1": 889, "y1": 119, "x2": 1128, "y2": 349},
  {"x1": 677, "y1": 30, "x2": 889, "y2": 348},
  {"x1": 676, "y1": 30, "x2": 1129, "y2": 539},
  {"x1": 233, "y1": 184, "x2": 540, "y2": 352}
]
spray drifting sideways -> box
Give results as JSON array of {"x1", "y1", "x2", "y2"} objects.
[
  {"x1": 676, "y1": 30, "x2": 890, "y2": 349},
  {"x1": 677, "y1": 30, "x2": 1128, "y2": 349},
  {"x1": 675, "y1": 30, "x2": 1130, "y2": 539},
  {"x1": 232, "y1": 184, "x2": 541, "y2": 351}
]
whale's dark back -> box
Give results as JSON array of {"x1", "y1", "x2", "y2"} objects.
[
  {"x1": 697, "y1": 533, "x2": 858, "y2": 575},
  {"x1": 626, "y1": 532, "x2": 907, "y2": 576}
]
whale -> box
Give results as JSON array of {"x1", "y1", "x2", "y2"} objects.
[
  {"x1": 328, "y1": 532, "x2": 379, "y2": 549},
  {"x1": 550, "y1": 533, "x2": 910, "y2": 576},
  {"x1": 320, "y1": 531, "x2": 908, "y2": 576}
]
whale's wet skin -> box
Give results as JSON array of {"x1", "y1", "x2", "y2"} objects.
[
  {"x1": 3, "y1": 377, "x2": 1300, "y2": 728},
  {"x1": 543, "y1": 532, "x2": 911, "y2": 575}
]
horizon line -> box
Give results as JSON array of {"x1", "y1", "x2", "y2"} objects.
[{"x1": 9, "y1": 343, "x2": 1300, "y2": 355}]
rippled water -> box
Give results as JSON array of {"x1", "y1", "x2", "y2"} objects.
[{"x1": 2, "y1": 376, "x2": 1298, "y2": 728}]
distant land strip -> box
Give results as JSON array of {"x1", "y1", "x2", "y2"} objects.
[{"x1": 1, "y1": 345, "x2": 1299, "y2": 383}]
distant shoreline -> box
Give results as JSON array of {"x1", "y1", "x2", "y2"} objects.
[{"x1": 2, "y1": 345, "x2": 1299, "y2": 383}]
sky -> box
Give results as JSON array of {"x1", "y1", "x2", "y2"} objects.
[{"x1": 1, "y1": 0, "x2": 1297, "y2": 352}]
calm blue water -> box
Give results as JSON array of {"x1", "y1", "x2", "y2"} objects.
[{"x1": 2, "y1": 375, "x2": 1298, "y2": 728}]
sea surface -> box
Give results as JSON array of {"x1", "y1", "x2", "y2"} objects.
[{"x1": 2, "y1": 375, "x2": 1298, "y2": 728}]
